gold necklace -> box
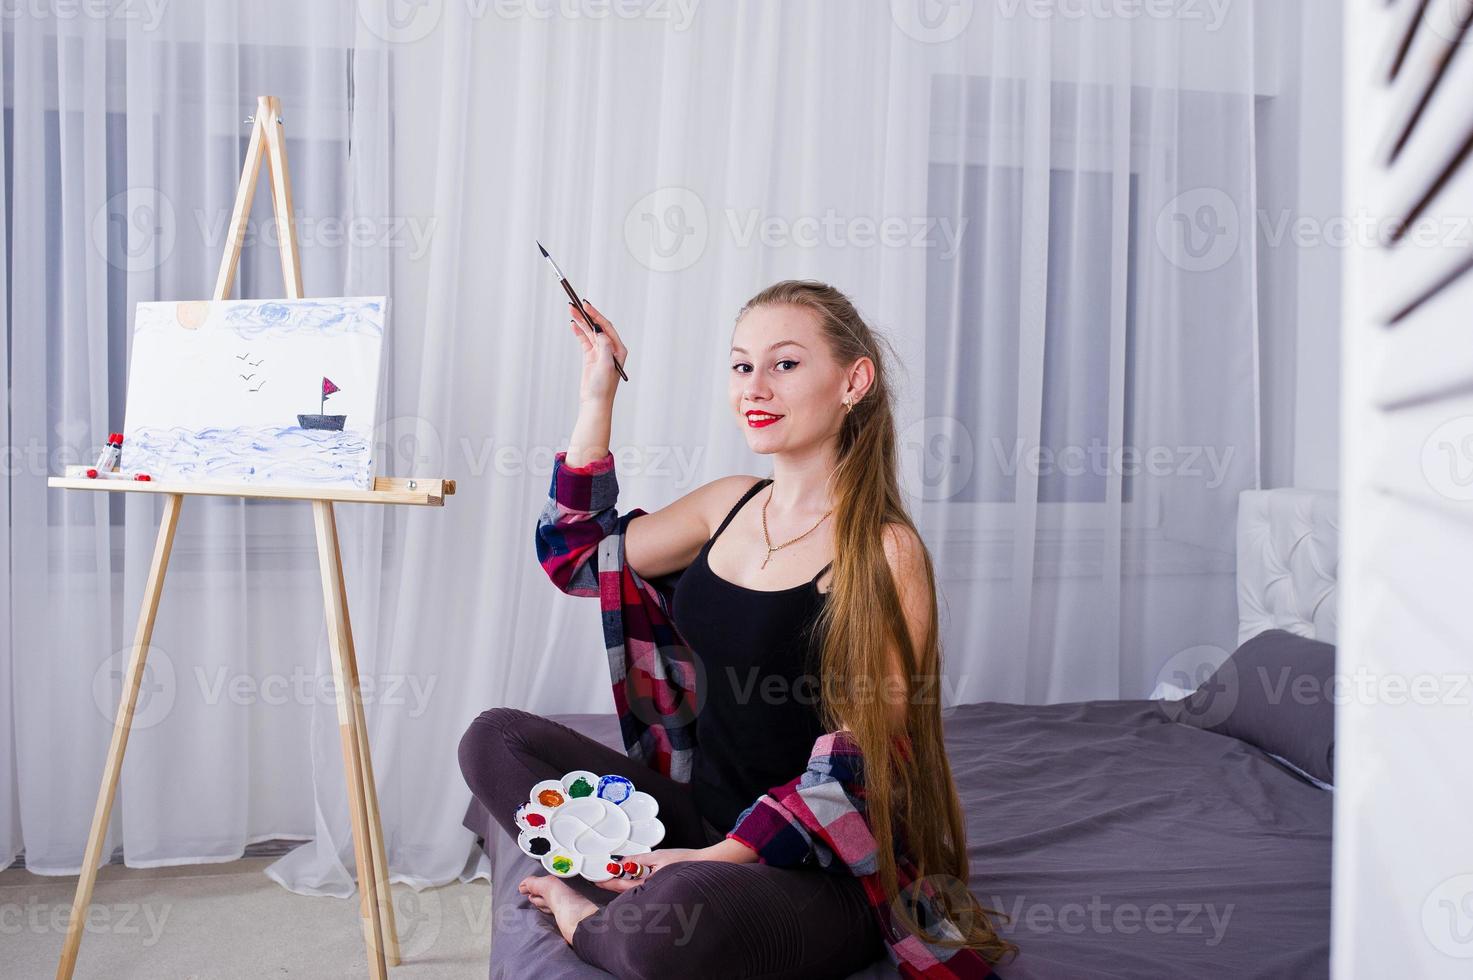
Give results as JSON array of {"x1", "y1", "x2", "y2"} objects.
[{"x1": 760, "y1": 484, "x2": 832, "y2": 570}]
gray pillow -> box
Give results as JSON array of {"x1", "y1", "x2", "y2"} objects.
[{"x1": 1166, "y1": 629, "x2": 1336, "y2": 785}]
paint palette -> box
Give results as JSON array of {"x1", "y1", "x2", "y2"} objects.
[{"x1": 513, "y1": 770, "x2": 665, "y2": 882}]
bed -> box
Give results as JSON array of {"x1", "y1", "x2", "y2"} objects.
[{"x1": 463, "y1": 488, "x2": 1337, "y2": 978}]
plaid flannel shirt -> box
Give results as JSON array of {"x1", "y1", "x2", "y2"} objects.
[{"x1": 535, "y1": 449, "x2": 1002, "y2": 979}]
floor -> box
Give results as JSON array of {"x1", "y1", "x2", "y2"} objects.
[{"x1": 0, "y1": 856, "x2": 492, "y2": 979}]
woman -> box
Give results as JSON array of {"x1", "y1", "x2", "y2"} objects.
[{"x1": 459, "y1": 281, "x2": 1016, "y2": 978}]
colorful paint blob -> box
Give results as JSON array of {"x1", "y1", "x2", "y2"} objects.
[
  {"x1": 568, "y1": 776, "x2": 595, "y2": 798},
  {"x1": 526, "y1": 812, "x2": 546, "y2": 827},
  {"x1": 597, "y1": 775, "x2": 634, "y2": 804},
  {"x1": 538, "y1": 789, "x2": 565, "y2": 807},
  {"x1": 528, "y1": 838, "x2": 551, "y2": 856},
  {"x1": 551, "y1": 855, "x2": 574, "y2": 874}
]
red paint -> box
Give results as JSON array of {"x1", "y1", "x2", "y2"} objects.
[
  {"x1": 135, "y1": 474, "x2": 151, "y2": 481},
  {"x1": 86, "y1": 468, "x2": 98, "y2": 479},
  {"x1": 526, "y1": 813, "x2": 546, "y2": 827}
]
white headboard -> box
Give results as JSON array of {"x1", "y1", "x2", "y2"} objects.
[{"x1": 1236, "y1": 489, "x2": 1339, "y2": 646}]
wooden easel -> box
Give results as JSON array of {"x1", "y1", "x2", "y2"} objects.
[{"x1": 47, "y1": 96, "x2": 446, "y2": 980}]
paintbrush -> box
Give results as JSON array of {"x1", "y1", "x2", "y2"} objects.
[{"x1": 537, "y1": 240, "x2": 629, "y2": 382}]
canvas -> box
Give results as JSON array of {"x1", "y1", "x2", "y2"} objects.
[{"x1": 120, "y1": 297, "x2": 387, "y2": 490}]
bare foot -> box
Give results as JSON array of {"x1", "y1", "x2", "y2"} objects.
[{"x1": 518, "y1": 873, "x2": 599, "y2": 945}]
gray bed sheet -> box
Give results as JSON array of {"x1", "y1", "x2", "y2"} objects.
[{"x1": 462, "y1": 699, "x2": 1330, "y2": 979}]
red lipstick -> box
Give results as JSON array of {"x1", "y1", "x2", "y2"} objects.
[{"x1": 746, "y1": 410, "x2": 783, "y2": 428}]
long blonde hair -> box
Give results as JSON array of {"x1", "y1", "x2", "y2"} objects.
[{"x1": 736, "y1": 280, "x2": 1018, "y2": 964}]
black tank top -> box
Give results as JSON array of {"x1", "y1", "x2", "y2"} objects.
[{"x1": 671, "y1": 478, "x2": 834, "y2": 835}]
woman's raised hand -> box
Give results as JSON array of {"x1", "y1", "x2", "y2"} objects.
[{"x1": 569, "y1": 299, "x2": 627, "y2": 404}]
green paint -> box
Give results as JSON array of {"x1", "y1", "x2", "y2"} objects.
[
  {"x1": 568, "y1": 777, "x2": 594, "y2": 798},
  {"x1": 552, "y1": 855, "x2": 573, "y2": 874}
]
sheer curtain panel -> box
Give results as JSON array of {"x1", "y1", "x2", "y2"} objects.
[{"x1": 2, "y1": 0, "x2": 1263, "y2": 897}]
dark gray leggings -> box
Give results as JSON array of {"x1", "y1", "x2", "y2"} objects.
[{"x1": 458, "y1": 707, "x2": 886, "y2": 979}]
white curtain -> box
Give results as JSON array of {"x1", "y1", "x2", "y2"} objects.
[
  {"x1": 2, "y1": 1, "x2": 1263, "y2": 896},
  {"x1": 1, "y1": 2, "x2": 402, "y2": 891}
]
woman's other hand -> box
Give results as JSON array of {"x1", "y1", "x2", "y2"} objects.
[{"x1": 593, "y1": 846, "x2": 704, "y2": 893}]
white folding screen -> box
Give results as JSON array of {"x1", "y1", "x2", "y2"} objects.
[{"x1": 1340, "y1": 0, "x2": 1473, "y2": 975}]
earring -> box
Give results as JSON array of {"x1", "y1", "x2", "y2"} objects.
[{"x1": 843, "y1": 398, "x2": 853, "y2": 415}]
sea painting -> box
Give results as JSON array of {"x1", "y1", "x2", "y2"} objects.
[{"x1": 120, "y1": 298, "x2": 387, "y2": 490}]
